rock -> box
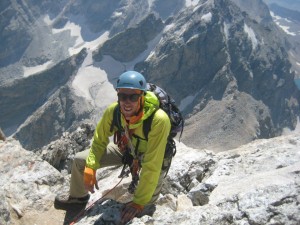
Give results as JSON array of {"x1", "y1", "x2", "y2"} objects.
[
  {"x1": 0, "y1": 138, "x2": 65, "y2": 224},
  {"x1": 176, "y1": 194, "x2": 193, "y2": 211},
  {"x1": 68, "y1": 134, "x2": 300, "y2": 224},
  {"x1": 39, "y1": 123, "x2": 95, "y2": 172},
  {"x1": 0, "y1": 130, "x2": 299, "y2": 225},
  {"x1": 0, "y1": 192, "x2": 10, "y2": 225}
]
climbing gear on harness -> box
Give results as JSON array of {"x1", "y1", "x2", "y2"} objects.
[
  {"x1": 123, "y1": 124, "x2": 142, "y2": 194},
  {"x1": 112, "y1": 117, "x2": 142, "y2": 194}
]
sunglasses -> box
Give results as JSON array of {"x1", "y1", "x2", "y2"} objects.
[{"x1": 117, "y1": 93, "x2": 142, "y2": 102}]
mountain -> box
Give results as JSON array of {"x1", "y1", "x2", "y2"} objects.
[
  {"x1": 0, "y1": 0, "x2": 299, "y2": 152},
  {"x1": 262, "y1": 0, "x2": 300, "y2": 79},
  {"x1": 1, "y1": 2, "x2": 300, "y2": 224},
  {"x1": 263, "y1": 0, "x2": 300, "y2": 13}
]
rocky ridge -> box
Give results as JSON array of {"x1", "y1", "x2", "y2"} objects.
[{"x1": 0, "y1": 125, "x2": 299, "y2": 225}]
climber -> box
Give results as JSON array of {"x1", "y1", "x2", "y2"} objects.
[{"x1": 55, "y1": 71, "x2": 171, "y2": 223}]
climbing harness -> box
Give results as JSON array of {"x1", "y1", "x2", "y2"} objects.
[{"x1": 119, "y1": 124, "x2": 142, "y2": 194}]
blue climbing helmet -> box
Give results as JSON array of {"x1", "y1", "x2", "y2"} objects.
[{"x1": 116, "y1": 71, "x2": 147, "y2": 92}]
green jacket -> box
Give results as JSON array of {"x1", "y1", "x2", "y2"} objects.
[{"x1": 86, "y1": 91, "x2": 171, "y2": 205}]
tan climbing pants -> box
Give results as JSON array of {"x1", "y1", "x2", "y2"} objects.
[{"x1": 69, "y1": 142, "x2": 168, "y2": 204}]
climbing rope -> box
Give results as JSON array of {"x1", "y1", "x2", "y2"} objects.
[{"x1": 69, "y1": 175, "x2": 126, "y2": 225}]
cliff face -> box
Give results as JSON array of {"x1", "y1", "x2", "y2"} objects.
[
  {"x1": 0, "y1": 49, "x2": 87, "y2": 137},
  {"x1": 134, "y1": 0, "x2": 300, "y2": 150}
]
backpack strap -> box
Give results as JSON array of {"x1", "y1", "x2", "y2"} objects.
[
  {"x1": 110, "y1": 104, "x2": 123, "y2": 132},
  {"x1": 142, "y1": 110, "x2": 157, "y2": 140}
]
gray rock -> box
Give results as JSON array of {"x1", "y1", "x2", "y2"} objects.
[
  {"x1": 39, "y1": 123, "x2": 95, "y2": 172},
  {"x1": 0, "y1": 139, "x2": 65, "y2": 222},
  {"x1": 94, "y1": 14, "x2": 164, "y2": 63},
  {"x1": 0, "y1": 129, "x2": 299, "y2": 225},
  {"x1": 72, "y1": 133, "x2": 300, "y2": 225},
  {"x1": 0, "y1": 192, "x2": 10, "y2": 225}
]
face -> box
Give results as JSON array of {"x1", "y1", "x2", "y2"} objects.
[{"x1": 118, "y1": 89, "x2": 142, "y2": 118}]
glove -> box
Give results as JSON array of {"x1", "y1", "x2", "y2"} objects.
[
  {"x1": 83, "y1": 167, "x2": 99, "y2": 193},
  {"x1": 121, "y1": 202, "x2": 144, "y2": 224}
]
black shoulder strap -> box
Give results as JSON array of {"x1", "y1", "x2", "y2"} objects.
[
  {"x1": 143, "y1": 110, "x2": 157, "y2": 140},
  {"x1": 110, "y1": 104, "x2": 122, "y2": 132}
]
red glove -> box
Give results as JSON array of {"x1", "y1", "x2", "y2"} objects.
[
  {"x1": 121, "y1": 202, "x2": 144, "y2": 224},
  {"x1": 83, "y1": 167, "x2": 98, "y2": 193}
]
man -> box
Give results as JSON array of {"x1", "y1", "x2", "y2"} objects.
[{"x1": 55, "y1": 71, "x2": 171, "y2": 223}]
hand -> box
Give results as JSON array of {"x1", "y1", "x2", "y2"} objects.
[
  {"x1": 121, "y1": 202, "x2": 144, "y2": 224},
  {"x1": 83, "y1": 167, "x2": 99, "y2": 193}
]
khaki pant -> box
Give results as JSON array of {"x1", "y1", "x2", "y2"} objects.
[{"x1": 69, "y1": 143, "x2": 168, "y2": 204}]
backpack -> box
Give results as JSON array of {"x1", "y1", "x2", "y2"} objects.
[{"x1": 145, "y1": 83, "x2": 184, "y2": 140}]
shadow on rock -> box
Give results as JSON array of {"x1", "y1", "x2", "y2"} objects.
[
  {"x1": 54, "y1": 199, "x2": 157, "y2": 224},
  {"x1": 54, "y1": 200, "x2": 88, "y2": 225}
]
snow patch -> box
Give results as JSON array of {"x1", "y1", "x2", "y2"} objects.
[
  {"x1": 147, "y1": 0, "x2": 155, "y2": 8},
  {"x1": 43, "y1": 15, "x2": 52, "y2": 26},
  {"x1": 164, "y1": 23, "x2": 175, "y2": 32},
  {"x1": 201, "y1": 12, "x2": 212, "y2": 23},
  {"x1": 72, "y1": 53, "x2": 117, "y2": 107},
  {"x1": 270, "y1": 12, "x2": 297, "y2": 36},
  {"x1": 223, "y1": 22, "x2": 230, "y2": 41},
  {"x1": 138, "y1": 33, "x2": 162, "y2": 63},
  {"x1": 51, "y1": 18, "x2": 109, "y2": 55},
  {"x1": 244, "y1": 23, "x2": 258, "y2": 50},
  {"x1": 179, "y1": 93, "x2": 198, "y2": 111},
  {"x1": 185, "y1": 0, "x2": 200, "y2": 7},
  {"x1": 249, "y1": 71, "x2": 253, "y2": 79},
  {"x1": 71, "y1": 31, "x2": 161, "y2": 107},
  {"x1": 23, "y1": 61, "x2": 53, "y2": 77},
  {"x1": 276, "y1": 24, "x2": 297, "y2": 36}
]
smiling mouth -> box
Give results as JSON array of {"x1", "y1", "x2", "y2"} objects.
[
  {"x1": 124, "y1": 108, "x2": 132, "y2": 112},
  {"x1": 123, "y1": 105, "x2": 133, "y2": 112}
]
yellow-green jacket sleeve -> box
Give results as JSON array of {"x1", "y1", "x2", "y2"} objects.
[
  {"x1": 86, "y1": 103, "x2": 117, "y2": 170},
  {"x1": 133, "y1": 109, "x2": 171, "y2": 205}
]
